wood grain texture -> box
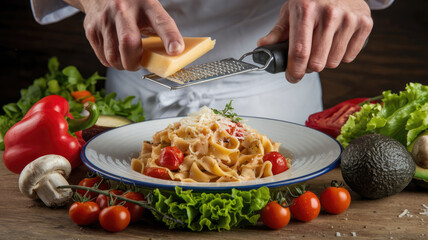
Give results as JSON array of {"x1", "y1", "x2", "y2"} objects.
[
  {"x1": 1, "y1": 0, "x2": 428, "y2": 111},
  {"x1": 0, "y1": 152, "x2": 427, "y2": 240}
]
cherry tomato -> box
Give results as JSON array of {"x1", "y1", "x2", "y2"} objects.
[
  {"x1": 158, "y1": 146, "x2": 184, "y2": 170},
  {"x1": 96, "y1": 189, "x2": 124, "y2": 209},
  {"x1": 99, "y1": 205, "x2": 131, "y2": 232},
  {"x1": 69, "y1": 201, "x2": 100, "y2": 226},
  {"x1": 144, "y1": 167, "x2": 171, "y2": 180},
  {"x1": 260, "y1": 201, "x2": 291, "y2": 229},
  {"x1": 122, "y1": 192, "x2": 146, "y2": 223},
  {"x1": 320, "y1": 182, "x2": 351, "y2": 214},
  {"x1": 289, "y1": 191, "x2": 320, "y2": 222},
  {"x1": 263, "y1": 151, "x2": 289, "y2": 175},
  {"x1": 77, "y1": 176, "x2": 109, "y2": 200}
]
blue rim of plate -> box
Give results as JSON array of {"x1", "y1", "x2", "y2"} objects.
[{"x1": 81, "y1": 116, "x2": 343, "y2": 192}]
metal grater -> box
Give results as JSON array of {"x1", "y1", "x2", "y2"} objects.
[{"x1": 143, "y1": 41, "x2": 288, "y2": 90}]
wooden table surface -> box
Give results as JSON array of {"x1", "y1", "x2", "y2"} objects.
[{"x1": 0, "y1": 151, "x2": 427, "y2": 240}]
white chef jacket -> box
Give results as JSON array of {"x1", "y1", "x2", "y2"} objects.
[{"x1": 30, "y1": 0, "x2": 394, "y2": 124}]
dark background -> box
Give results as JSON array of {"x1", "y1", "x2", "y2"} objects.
[{"x1": 1, "y1": 0, "x2": 427, "y2": 111}]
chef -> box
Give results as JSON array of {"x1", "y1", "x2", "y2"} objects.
[{"x1": 30, "y1": 0, "x2": 394, "y2": 124}]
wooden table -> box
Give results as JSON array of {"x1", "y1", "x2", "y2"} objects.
[{"x1": 1, "y1": 151, "x2": 427, "y2": 240}]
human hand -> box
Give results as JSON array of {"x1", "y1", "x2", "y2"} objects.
[
  {"x1": 65, "y1": 0, "x2": 184, "y2": 70},
  {"x1": 257, "y1": 0, "x2": 373, "y2": 83}
]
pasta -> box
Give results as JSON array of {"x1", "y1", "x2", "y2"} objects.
[{"x1": 131, "y1": 106, "x2": 291, "y2": 182}]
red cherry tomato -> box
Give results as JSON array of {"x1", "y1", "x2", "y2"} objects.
[
  {"x1": 143, "y1": 167, "x2": 171, "y2": 180},
  {"x1": 260, "y1": 201, "x2": 291, "y2": 229},
  {"x1": 122, "y1": 192, "x2": 146, "y2": 223},
  {"x1": 69, "y1": 201, "x2": 100, "y2": 226},
  {"x1": 99, "y1": 205, "x2": 131, "y2": 232},
  {"x1": 96, "y1": 189, "x2": 124, "y2": 209},
  {"x1": 263, "y1": 151, "x2": 289, "y2": 175},
  {"x1": 158, "y1": 146, "x2": 184, "y2": 170},
  {"x1": 320, "y1": 181, "x2": 351, "y2": 214},
  {"x1": 289, "y1": 190, "x2": 321, "y2": 222},
  {"x1": 77, "y1": 176, "x2": 109, "y2": 200}
]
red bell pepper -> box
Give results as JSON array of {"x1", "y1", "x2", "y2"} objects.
[
  {"x1": 305, "y1": 98, "x2": 370, "y2": 138},
  {"x1": 3, "y1": 95, "x2": 99, "y2": 174}
]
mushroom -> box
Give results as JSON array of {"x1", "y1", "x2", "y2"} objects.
[
  {"x1": 19, "y1": 154, "x2": 73, "y2": 207},
  {"x1": 412, "y1": 135, "x2": 428, "y2": 169}
]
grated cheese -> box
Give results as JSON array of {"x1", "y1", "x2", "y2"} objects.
[
  {"x1": 398, "y1": 209, "x2": 409, "y2": 218},
  {"x1": 420, "y1": 204, "x2": 428, "y2": 216},
  {"x1": 182, "y1": 106, "x2": 250, "y2": 140}
]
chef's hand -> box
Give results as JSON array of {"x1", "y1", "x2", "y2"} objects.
[
  {"x1": 64, "y1": 0, "x2": 184, "y2": 70},
  {"x1": 257, "y1": 0, "x2": 373, "y2": 83}
]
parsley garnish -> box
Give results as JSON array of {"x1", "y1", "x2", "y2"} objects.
[{"x1": 211, "y1": 100, "x2": 242, "y2": 123}]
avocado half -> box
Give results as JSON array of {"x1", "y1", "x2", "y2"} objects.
[
  {"x1": 414, "y1": 165, "x2": 428, "y2": 189},
  {"x1": 82, "y1": 115, "x2": 134, "y2": 141},
  {"x1": 409, "y1": 131, "x2": 428, "y2": 189}
]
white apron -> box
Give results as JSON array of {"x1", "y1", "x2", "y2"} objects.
[{"x1": 30, "y1": 0, "x2": 394, "y2": 124}]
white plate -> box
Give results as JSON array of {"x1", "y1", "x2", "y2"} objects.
[{"x1": 82, "y1": 116, "x2": 342, "y2": 191}]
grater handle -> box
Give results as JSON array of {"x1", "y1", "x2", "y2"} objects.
[{"x1": 252, "y1": 41, "x2": 289, "y2": 74}]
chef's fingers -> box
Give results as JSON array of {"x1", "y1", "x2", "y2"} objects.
[
  {"x1": 140, "y1": 27, "x2": 157, "y2": 37},
  {"x1": 257, "y1": 3, "x2": 290, "y2": 47},
  {"x1": 342, "y1": 16, "x2": 373, "y2": 63},
  {"x1": 116, "y1": 9, "x2": 143, "y2": 71},
  {"x1": 103, "y1": 23, "x2": 124, "y2": 70},
  {"x1": 306, "y1": 9, "x2": 340, "y2": 73},
  {"x1": 84, "y1": 19, "x2": 110, "y2": 68},
  {"x1": 286, "y1": 1, "x2": 316, "y2": 83},
  {"x1": 142, "y1": 0, "x2": 184, "y2": 55},
  {"x1": 325, "y1": 15, "x2": 357, "y2": 69}
]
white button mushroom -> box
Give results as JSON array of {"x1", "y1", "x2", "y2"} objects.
[{"x1": 18, "y1": 154, "x2": 73, "y2": 207}]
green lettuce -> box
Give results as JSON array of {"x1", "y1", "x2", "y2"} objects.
[
  {"x1": 0, "y1": 57, "x2": 145, "y2": 149},
  {"x1": 337, "y1": 82, "x2": 428, "y2": 148},
  {"x1": 150, "y1": 186, "x2": 270, "y2": 231}
]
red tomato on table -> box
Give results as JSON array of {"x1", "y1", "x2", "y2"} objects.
[
  {"x1": 122, "y1": 192, "x2": 146, "y2": 223},
  {"x1": 99, "y1": 205, "x2": 131, "y2": 232},
  {"x1": 96, "y1": 189, "x2": 124, "y2": 209},
  {"x1": 77, "y1": 176, "x2": 109, "y2": 200},
  {"x1": 260, "y1": 201, "x2": 291, "y2": 229},
  {"x1": 290, "y1": 190, "x2": 321, "y2": 222},
  {"x1": 69, "y1": 201, "x2": 100, "y2": 226},
  {"x1": 320, "y1": 181, "x2": 351, "y2": 214}
]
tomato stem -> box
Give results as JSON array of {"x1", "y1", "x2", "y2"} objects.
[{"x1": 58, "y1": 185, "x2": 185, "y2": 227}]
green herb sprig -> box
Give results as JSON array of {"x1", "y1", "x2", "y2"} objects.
[{"x1": 211, "y1": 100, "x2": 242, "y2": 123}]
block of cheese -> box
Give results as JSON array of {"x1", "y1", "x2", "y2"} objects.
[{"x1": 140, "y1": 37, "x2": 215, "y2": 78}]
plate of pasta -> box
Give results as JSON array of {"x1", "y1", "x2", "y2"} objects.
[{"x1": 82, "y1": 106, "x2": 342, "y2": 191}]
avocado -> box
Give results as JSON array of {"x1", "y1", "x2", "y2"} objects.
[
  {"x1": 341, "y1": 134, "x2": 415, "y2": 199},
  {"x1": 82, "y1": 115, "x2": 134, "y2": 141},
  {"x1": 413, "y1": 165, "x2": 428, "y2": 189},
  {"x1": 409, "y1": 132, "x2": 428, "y2": 189}
]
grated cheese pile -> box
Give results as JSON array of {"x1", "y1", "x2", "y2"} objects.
[{"x1": 177, "y1": 106, "x2": 249, "y2": 140}]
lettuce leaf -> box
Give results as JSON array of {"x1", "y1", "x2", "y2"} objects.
[
  {"x1": 150, "y1": 186, "x2": 270, "y2": 231},
  {"x1": 337, "y1": 82, "x2": 428, "y2": 148},
  {"x1": 0, "y1": 57, "x2": 145, "y2": 149}
]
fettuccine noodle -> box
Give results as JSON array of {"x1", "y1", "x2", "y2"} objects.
[{"x1": 131, "y1": 106, "x2": 290, "y2": 182}]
